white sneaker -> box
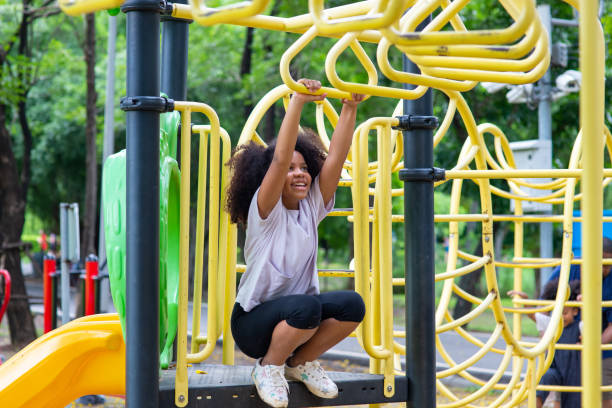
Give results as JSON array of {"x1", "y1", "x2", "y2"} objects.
[
  {"x1": 252, "y1": 358, "x2": 289, "y2": 408},
  {"x1": 285, "y1": 360, "x2": 338, "y2": 398}
]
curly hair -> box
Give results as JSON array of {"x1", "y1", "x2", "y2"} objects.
[
  {"x1": 225, "y1": 129, "x2": 327, "y2": 226},
  {"x1": 541, "y1": 278, "x2": 581, "y2": 301}
]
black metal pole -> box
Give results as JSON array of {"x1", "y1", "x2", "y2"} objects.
[
  {"x1": 401, "y1": 18, "x2": 437, "y2": 407},
  {"x1": 121, "y1": 1, "x2": 161, "y2": 406},
  {"x1": 161, "y1": 0, "x2": 189, "y2": 101}
]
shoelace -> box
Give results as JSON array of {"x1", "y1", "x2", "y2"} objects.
[
  {"x1": 266, "y1": 365, "x2": 289, "y2": 392},
  {"x1": 308, "y1": 361, "x2": 326, "y2": 378}
]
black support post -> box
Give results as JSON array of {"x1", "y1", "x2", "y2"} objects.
[
  {"x1": 161, "y1": 0, "x2": 189, "y2": 100},
  {"x1": 401, "y1": 26, "x2": 438, "y2": 407},
  {"x1": 121, "y1": 1, "x2": 162, "y2": 406}
]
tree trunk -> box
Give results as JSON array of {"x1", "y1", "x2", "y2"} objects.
[
  {"x1": 82, "y1": 13, "x2": 98, "y2": 258},
  {"x1": 0, "y1": 103, "x2": 37, "y2": 346},
  {"x1": 240, "y1": 26, "x2": 254, "y2": 120}
]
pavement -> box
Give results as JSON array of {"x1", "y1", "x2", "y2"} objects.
[{"x1": 24, "y1": 263, "x2": 531, "y2": 388}]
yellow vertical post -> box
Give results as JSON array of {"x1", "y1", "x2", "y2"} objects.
[
  {"x1": 190, "y1": 130, "x2": 209, "y2": 354},
  {"x1": 579, "y1": 0, "x2": 605, "y2": 406},
  {"x1": 175, "y1": 106, "x2": 192, "y2": 407}
]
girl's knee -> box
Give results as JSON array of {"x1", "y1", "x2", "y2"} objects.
[
  {"x1": 346, "y1": 292, "x2": 366, "y2": 322},
  {"x1": 286, "y1": 296, "x2": 321, "y2": 329}
]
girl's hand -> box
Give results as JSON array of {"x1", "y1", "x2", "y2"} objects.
[
  {"x1": 293, "y1": 78, "x2": 326, "y2": 103},
  {"x1": 341, "y1": 93, "x2": 366, "y2": 108},
  {"x1": 507, "y1": 290, "x2": 529, "y2": 299}
]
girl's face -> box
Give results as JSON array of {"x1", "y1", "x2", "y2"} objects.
[{"x1": 282, "y1": 151, "x2": 312, "y2": 209}]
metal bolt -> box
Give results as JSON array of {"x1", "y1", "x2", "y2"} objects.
[
  {"x1": 485, "y1": 236, "x2": 490, "y2": 242},
  {"x1": 387, "y1": 385, "x2": 393, "y2": 392},
  {"x1": 178, "y1": 395, "x2": 185, "y2": 403}
]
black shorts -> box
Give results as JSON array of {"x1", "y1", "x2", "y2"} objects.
[{"x1": 231, "y1": 290, "x2": 365, "y2": 359}]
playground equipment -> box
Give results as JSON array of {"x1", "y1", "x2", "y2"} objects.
[
  {"x1": 0, "y1": 0, "x2": 606, "y2": 407},
  {"x1": 0, "y1": 269, "x2": 11, "y2": 327},
  {"x1": 0, "y1": 314, "x2": 125, "y2": 407}
]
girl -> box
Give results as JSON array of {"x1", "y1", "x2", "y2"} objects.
[{"x1": 226, "y1": 79, "x2": 366, "y2": 408}]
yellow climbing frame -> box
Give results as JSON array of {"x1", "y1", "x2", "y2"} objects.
[{"x1": 57, "y1": 0, "x2": 608, "y2": 407}]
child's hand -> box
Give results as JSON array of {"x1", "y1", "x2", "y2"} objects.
[
  {"x1": 294, "y1": 78, "x2": 326, "y2": 103},
  {"x1": 341, "y1": 93, "x2": 365, "y2": 108},
  {"x1": 507, "y1": 290, "x2": 529, "y2": 299}
]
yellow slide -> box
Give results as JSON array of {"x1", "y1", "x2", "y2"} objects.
[{"x1": 0, "y1": 313, "x2": 125, "y2": 408}]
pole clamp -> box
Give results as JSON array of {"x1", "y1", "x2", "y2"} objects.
[
  {"x1": 120, "y1": 96, "x2": 175, "y2": 112},
  {"x1": 393, "y1": 115, "x2": 439, "y2": 131},
  {"x1": 399, "y1": 167, "x2": 446, "y2": 182},
  {"x1": 121, "y1": 0, "x2": 166, "y2": 13}
]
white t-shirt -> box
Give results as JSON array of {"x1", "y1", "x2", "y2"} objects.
[
  {"x1": 535, "y1": 312, "x2": 551, "y2": 333},
  {"x1": 236, "y1": 176, "x2": 334, "y2": 312}
]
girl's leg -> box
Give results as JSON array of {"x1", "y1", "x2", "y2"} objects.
[
  {"x1": 289, "y1": 290, "x2": 365, "y2": 365},
  {"x1": 262, "y1": 321, "x2": 317, "y2": 366},
  {"x1": 231, "y1": 294, "x2": 323, "y2": 360},
  {"x1": 289, "y1": 318, "x2": 358, "y2": 366}
]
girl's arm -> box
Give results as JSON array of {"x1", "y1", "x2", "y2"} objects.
[
  {"x1": 319, "y1": 94, "x2": 365, "y2": 205},
  {"x1": 257, "y1": 79, "x2": 326, "y2": 219}
]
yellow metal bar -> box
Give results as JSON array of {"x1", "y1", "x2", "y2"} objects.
[
  {"x1": 434, "y1": 255, "x2": 490, "y2": 281},
  {"x1": 189, "y1": 128, "x2": 209, "y2": 354},
  {"x1": 579, "y1": 0, "x2": 605, "y2": 404},
  {"x1": 174, "y1": 105, "x2": 192, "y2": 407},
  {"x1": 189, "y1": 0, "x2": 269, "y2": 26},
  {"x1": 59, "y1": 0, "x2": 122, "y2": 16},
  {"x1": 445, "y1": 168, "x2": 603, "y2": 178},
  {"x1": 188, "y1": 118, "x2": 222, "y2": 364},
  {"x1": 382, "y1": 0, "x2": 533, "y2": 46},
  {"x1": 172, "y1": 102, "x2": 222, "y2": 406},
  {"x1": 309, "y1": 0, "x2": 409, "y2": 34},
  {"x1": 352, "y1": 118, "x2": 392, "y2": 360},
  {"x1": 326, "y1": 31, "x2": 428, "y2": 100},
  {"x1": 376, "y1": 124, "x2": 396, "y2": 396},
  {"x1": 280, "y1": 26, "x2": 352, "y2": 100},
  {"x1": 436, "y1": 291, "x2": 496, "y2": 333},
  {"x1": 437, "y1": 324, "x2": 503, "y2": 378}
]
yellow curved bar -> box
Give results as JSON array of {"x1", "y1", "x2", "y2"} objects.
[
  {"x1": 173, "y1": 101, "x2": 222, "y2": 407},
  {"x1": 326, "y1": 31, "x2": 430, "y2": 99},
  {"x1": 406, "y1": 28, "x2": 546, "y2": 72},
  {"x1": 376, "y1": 36, "x2": 477, "y2": 92},
  {"x1": 59, "y1": 0, "x2": 123, "y2": 16},
  {"x1": 434, "y1": 254, "x2": 490, "y2": 281},
  {"x1": 399, "y1": 0, "x2": 542, "y2": 60},
  {"x1": 239, "y1": 85, "x2": 290, "y2": 145},
  {"x1": 309, "y1": 0, "x2": 409, "y2": 34},
  {"x1": 352, "y1": 119, "x2": 392, "y2": 360},
  {"x1": 280, "y1": 26, "x2": 351, "y2": 100},
  {"x1": 189, "y1": 0, "x2": 269, "y2": 27},
  {"x1": 383, "y1": 0, "x2": 534, "y2": 47},
  {"x1": 437, "y1": 324, "x2": 503, "y2": 378},
  {"x1": 437, "y1": 291, "x2": 496, "y2": 333}
]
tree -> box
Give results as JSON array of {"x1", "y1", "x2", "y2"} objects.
[
  {"x1": 0, "y1": 0, "x2": 61, "y2": 346},
  {"x1": 82, "y1": 13, "x2": 98, "y2": 257}
]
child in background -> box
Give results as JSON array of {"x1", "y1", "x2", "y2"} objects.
[{"x1": 510, "y1": 279, "x2": 581, "y2": 408}]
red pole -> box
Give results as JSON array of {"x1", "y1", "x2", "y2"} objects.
[
  {"x1": 0, "y1": 269, "x2": 11, "y2": 326},
  {"x1": 85, "y1": 254, "x2": 98, "y2": 316},
  {"x1": 43, "y1": 254, "x2": 56, "y2": 333}
]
